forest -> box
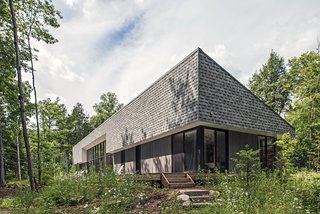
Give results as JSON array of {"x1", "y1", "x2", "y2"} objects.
[{"x1": 0, "y1": 0, "x2": 320, "y2": 213}]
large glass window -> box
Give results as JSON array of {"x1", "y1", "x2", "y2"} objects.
[
  {"x1": 216, "y1": 131, "x2": 227, "y2": 171},
  {"x1": 87, "y1": 141, "x2": 106, "y2": 163},
  {"x1": 184, "y1": 130, "x2": 197, "y2": 172},
  {"x1": 259, "y1": 136, "x2": 276, "y2": 169},
  {"x1": 267, "y1": 137, "x2": 275, "y2": 168},
  {"x1": 258, "y1": 136, "x2": 266, "y2": 167},
  {"x1": 172, "y1": 133, "x2": 184, "y2": 172},
  {"x1": 204, "y1": 129, "x2": 215, "y2": 167}
]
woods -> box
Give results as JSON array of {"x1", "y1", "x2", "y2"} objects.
[
  {"x1": 249, "y1": 46, "x2": 320, "y2": 170},
  {"x1": 0, "y1": 0, "x2": 320, "y2": 213},
  {"x1": 1, "y1": 0, "x2": 124, "y2": 190}
]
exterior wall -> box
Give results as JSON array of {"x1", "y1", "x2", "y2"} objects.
[
  {"x1": 125, "y1": 148, "x2": 136, "y2": 173},
  {"x1": 141, "y1": 136, "x2": 172, "y2": 173},
  {"x1": 228, "y1": 131, "x2": 258, "y2": 171},
  {"x1": 198, "y1": 50, "x2": 294, "y2": 135}
]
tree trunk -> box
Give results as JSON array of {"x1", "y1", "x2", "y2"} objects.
[
  {"x1": 9, "y1": 0, "x2": 36, "y2": 191},
  {"x1": 27, "y1": 36, "x2": 41, "y2": 185},
  {"x1": 16, "y1": 119, "x2": 21, "y2": 181},
  {"x1": 0, "y1": 122, "x2": 6, "y2": 186}
]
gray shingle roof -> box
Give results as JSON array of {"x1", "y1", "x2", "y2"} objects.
[
  {"x1": 197, "y1": 48, "x2": 293, "y2": 134},
  {"x1": 73, "y1": 48, "x2": 293, "y2": 159}
]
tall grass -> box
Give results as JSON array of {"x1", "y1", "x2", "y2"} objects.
[
  {"x1": 191, "y1": 170, "x2": 319, "y2": 214},
  {"x1": 14, "y1": 168, "x2": 162, "y2": 213}
]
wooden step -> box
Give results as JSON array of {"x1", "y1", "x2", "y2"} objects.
[
  {"x1": 163, "y1": 173, "x2": 186, "y2": 178},
  {"x1": 169, "y1": 182, "x2": 195, "y2": 189},
  {"x1": 189, "y1": 195, "x2": 210, "y2": 202},
  {"x1": 166, "y1": 177, "x2": 191, "y2": 183},
  {"x1": 161, "y1": 173, "x2": 195, "y2": 189},
  {"x1": 179, "y1": 189, "x2": 210, "y2": 196}
]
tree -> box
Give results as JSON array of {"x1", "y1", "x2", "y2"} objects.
[
  {"x1": 233, "y1": 145, "x2": 260, "y2": 189},
  {"x1": 68, "y1": 103, "x2": 93, "y2": 145},
  {"x1": 18, "y1": 0, "x2": 62, "y2": 185},
  {"x1": 90, "y1": 92, "x2": 123, "y2": 128},
  {"x1": 9, "y1": 0, "x2": 36, "y2": 191},
  {"x1": 64, "y1": 103, "x2": 93, "y2": 170},
  {"x1": 37, "y1": 98, "x2": 70, "y2": 178},
  {"x1": 249, "y1": 50, "x2": 290, "y2": 115},
  {"x1": 276, "y1": 133, "x2": 298, "y2": 175},
  {"x1": 287, "y1": 50, "x2": 320, "y2": 170}
]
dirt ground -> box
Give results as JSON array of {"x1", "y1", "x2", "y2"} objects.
[{"x1": 0, "y1": 186, "x2": 18, "y2": 199}]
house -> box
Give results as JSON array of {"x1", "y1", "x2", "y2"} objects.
[{"x1": 72, "y1": 48, "x2": 294, "y2": 174}]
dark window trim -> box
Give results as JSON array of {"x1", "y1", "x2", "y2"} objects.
[
  {"x1": 203, "y1": 127, "x2": 229, "y2": 171},
  {"x1": 258, "y1": 135, "x2": 276, "y2": 169},
  {"x1": 121, "y1": 150, "x2": 125, "y2": 173},
  {"x1": 135, "y1": 145, "x2": 141, "y2": 174}
]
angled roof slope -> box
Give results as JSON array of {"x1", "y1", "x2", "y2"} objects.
[
  {"x1": 73, "y1": 49, "x2": 199, "y2": 163},
  {"x1": 198, "y1": 49, "x2": 293, "y2": 134},
  {"x1": 73, "y1": 48, "x2": 294, "y2": 164}
]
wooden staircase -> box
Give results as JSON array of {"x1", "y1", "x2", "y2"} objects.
[{"x1": 161, "y1": 173, "x2": 195, "y2": 188}]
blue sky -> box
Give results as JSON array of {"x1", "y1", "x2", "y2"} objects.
[{"x1": 28, "y1": 0, "x2": 320, "y2": 115}]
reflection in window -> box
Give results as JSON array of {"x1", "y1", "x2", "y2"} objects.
[
  {"x1": 258, "y1": 136, "x2": 266, "y2": 167},
  {"x1": 267, "y1": 137, "x2": 275, "y2": 168},
  {"x1": 216, "y1": 131, "x2": 226, "y2": 171},
  {"x1": 87, "y1": 141, "x2": 106, "y2": 164},
  {"x1": 204, "y1": 129, "x2": 215, "y2": 165},
  {"x1": 184, "y1": 130, "x2": 197, "y2": 172},
  {"x1": 259, "y1": 136, "x2": 275, "y2": 169}
]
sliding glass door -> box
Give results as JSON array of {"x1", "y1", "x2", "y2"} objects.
[
  {"x1": 184, "y1": 130, "x2": 197, "y2": 172},
  {"x1": 204, "y1": 128, "x2": 228, "y2": 171},
  {"x1": 172, "y1": 129, "x2": 197, "y2": 172},
  {"x1": 204, "y1": 129, "x2": 215, "y2": 169}
]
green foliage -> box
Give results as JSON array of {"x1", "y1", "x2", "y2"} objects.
[
  {"x1": 191, "y1": 171, "x2": 319, "y2": 214},
  {"x1": 233, "y1": 145, "x2": 260, "y2": 188},
  {"x1": 13, "y1": 169, "x2": 162, "y2": 213},
  {"x1": 249, "y1": 50, "x2": 290, "y2": 114},
  {"x1": 248, "y1": 47, "x2": 320, "y2": 170},
  {"x1": 287, "y1": 51, "x2": 320, "y2": 169},
  {"x1": 90, "y1": 92, "x2": 124, "y2": 128},
  {"x1": 159, "y1": 193, "x2": 183, "y2": 214},
  {"x1": 0, "y1": 197, "x2": 15, "y2": 209},
  {"x1": 290, "y1": 171, "x2": 320, "y2": 212},
  {"x1": 276, "y1": 133, "x2": 298, "y2": 174},
  {"x1": 67, "y1": 102, "x2": 93, "y2": 146}
]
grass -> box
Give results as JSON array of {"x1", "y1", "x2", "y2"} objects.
[
  {"x1": 191, "y1": 170, "x2": 319, "y2": 214},
  {"x1": 1, "y1": 169, "x2": 319, "y2": 213},
  {"x1": 11, "y1": 168, "x2": 164, "y2": 213}
]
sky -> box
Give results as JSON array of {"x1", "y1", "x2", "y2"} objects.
[{"x1": 26, "y1": 0, "x2": 320, "y2": 115}]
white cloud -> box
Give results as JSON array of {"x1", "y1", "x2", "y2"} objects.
[
  {"x1": 32, "y1": 0, "x2": 320, "y2": 115},
  {"x1": 64, "y1": 0, "x2": 78, "y2": 7},
  {"x1": 43, "y1": 92, "x2": 66, "y2": 103}
]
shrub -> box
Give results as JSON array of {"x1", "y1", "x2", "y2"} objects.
[
  {"x1": 14, "y1": 169, "x2": 162, "y2": 213},
  {"x1": 289, "y1": 170, "x2": 320, "y2": 213},
  {"x1": 233, "y1": 145, "x2": 260, "y2": 189}
]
